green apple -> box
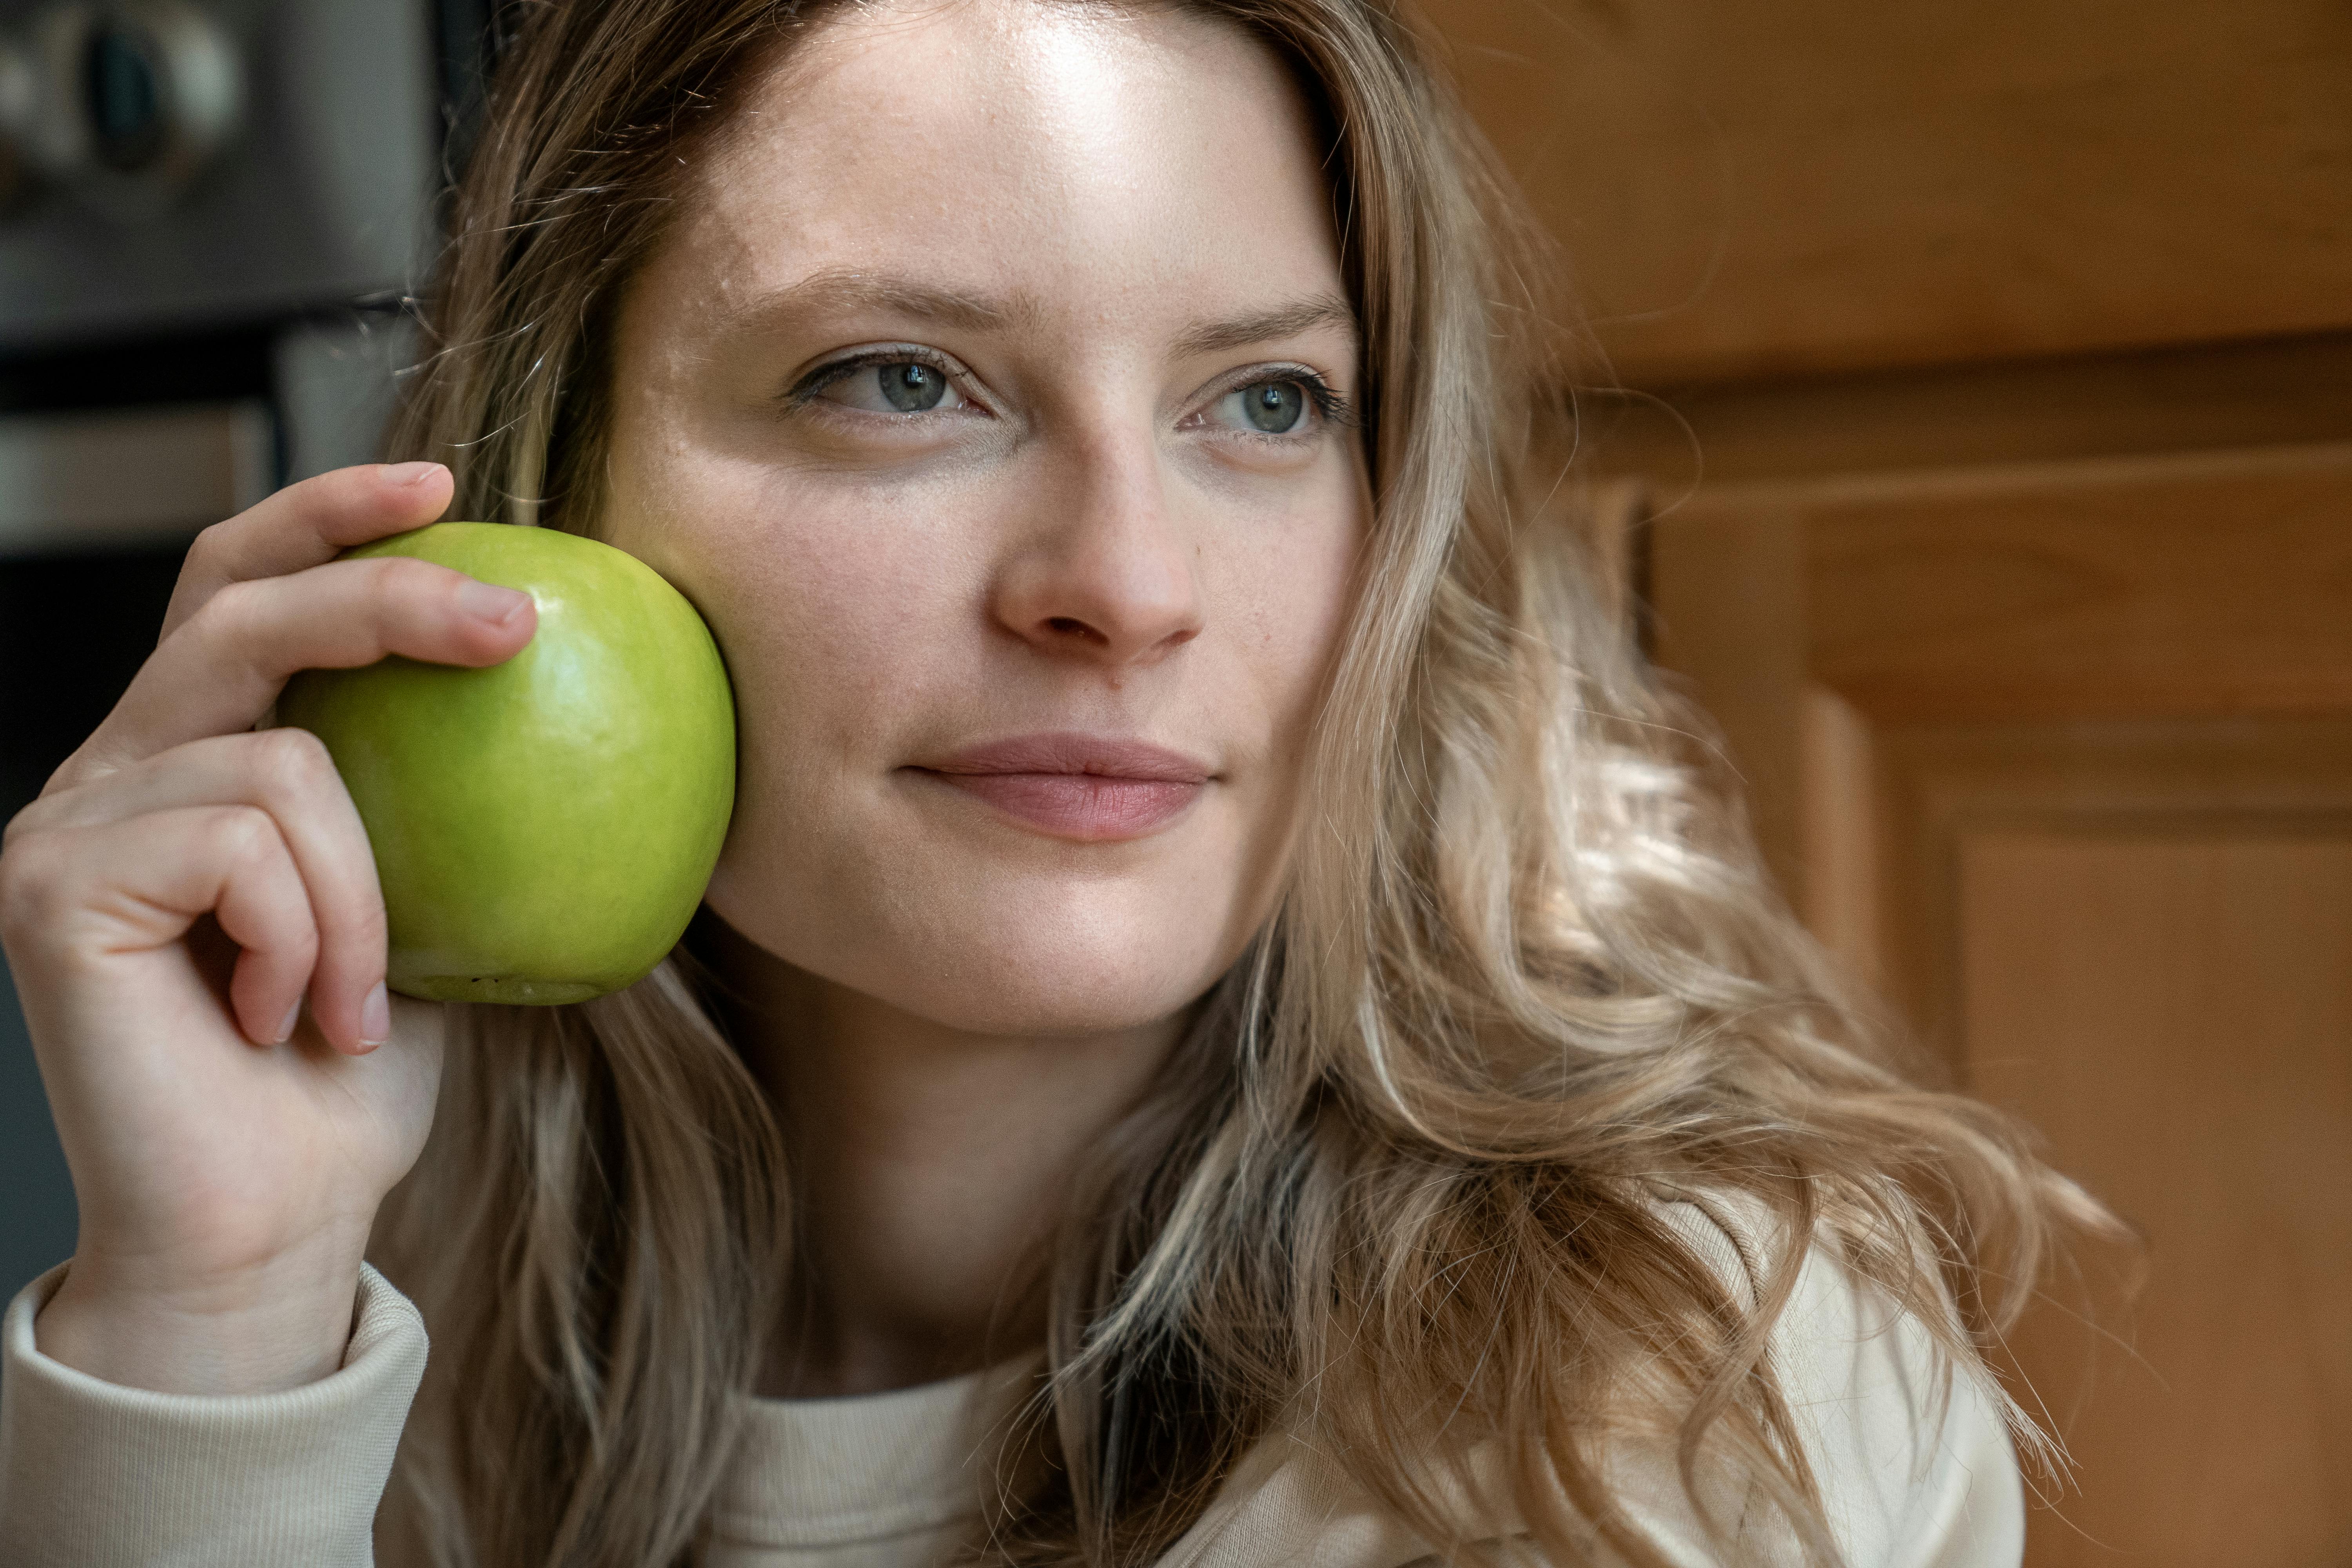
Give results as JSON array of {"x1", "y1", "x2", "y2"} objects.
[{"x1": 278, "y1": 522, "x2": 735, "y2": 1005}]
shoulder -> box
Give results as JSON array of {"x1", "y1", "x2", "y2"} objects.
[
  {"x1": 1653, "y1": 1195, "x2": 2027, "y2": 1568},
  {"x1": 1156, "y1": 1197, "x2": 2025, "y2": 1568}
]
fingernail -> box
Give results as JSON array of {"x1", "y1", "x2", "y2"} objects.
[
  {"x1": 382, "y1": 461, "x2": 444, "y2": 487},
  {"x1": 275, "y1": 998, "x2": 303, "y2": 1044},
  {"x1": 457, "y1": 578, "x2": 532, "y2": 625},
  {"x1": 360, "y1": 983, "x2": 392, "y2": 1046}
]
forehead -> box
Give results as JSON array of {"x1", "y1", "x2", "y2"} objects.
[{"x1": 656, "y1": 0, "x2": 1344, "y2": 335}]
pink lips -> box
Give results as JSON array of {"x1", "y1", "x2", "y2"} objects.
[{"x1": 909, "y1": 732, "x2": 1211, "y2": 842}]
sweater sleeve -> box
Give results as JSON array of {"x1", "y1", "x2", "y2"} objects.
[{"x1": 0, "y1": 1259, "x2": 429, "y2": 1568}]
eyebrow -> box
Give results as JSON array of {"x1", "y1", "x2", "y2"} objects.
[
  {"x1": 713, "y1": 268, "x2": 1044, "y2": 338},
  {"x1": 714, "y1": 269, "x2": 1359, "y2": 361},
  {"x1": 1169, "y1": 294, "x2": 1360, "y2": 359}
]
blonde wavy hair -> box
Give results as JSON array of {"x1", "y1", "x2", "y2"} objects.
[{"x1": 372, "y1": 2, "x2": 2109, "y2": 1564}]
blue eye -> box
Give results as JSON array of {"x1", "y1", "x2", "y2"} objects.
[
  {"x1": 876, "y1": 362, "x2": 945, "y2": 412},
  {"x1": 1217, "y1": 379, "x2": 1308, "y2": 434},
  {"x1": 812, "y1": 358, "x2": 962, "y2": 414}
]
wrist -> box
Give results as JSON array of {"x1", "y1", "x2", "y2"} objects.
[{"x1": 34, "y1": 1229, "x2": 373, "y2": 1395}]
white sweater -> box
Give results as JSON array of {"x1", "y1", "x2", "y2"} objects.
[{"x1": 0, "y1": 1205, "x2": 2024, "y2": 1567}]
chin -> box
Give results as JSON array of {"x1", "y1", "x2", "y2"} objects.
[
  {"x1": 705, "y1": 855, "x2": 1252, "y2": 1038},
  {"x1": 881, "y1": 948, "x2": 1221, "y2": 1038}
]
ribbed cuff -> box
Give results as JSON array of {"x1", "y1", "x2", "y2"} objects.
[{"x1": 0, "y1": 1259, "x2": 428, "y2": 1567}]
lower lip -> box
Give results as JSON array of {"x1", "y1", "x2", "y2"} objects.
[{"x1": 916, "y1": 771, "x2": 1204, "y2": 841}]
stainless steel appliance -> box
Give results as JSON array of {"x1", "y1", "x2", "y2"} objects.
[{"x1": 0, "y1": 0, "x2": 494, "y2": 1299}]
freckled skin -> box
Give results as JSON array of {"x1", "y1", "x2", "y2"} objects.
[{"x1": 602, "y1": 0, "x2": 1370, "y2": 1038}]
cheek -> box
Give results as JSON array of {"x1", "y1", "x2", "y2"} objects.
[
  {"x1": 1220, "y1": 473, "x2": 1366, "y2": 750},
  {"x1": 720, "y1": 519, "x2": 955, "y2": 726},
  {"x1": 670, "y1": 473, "x2": 983, "y2": 790},
  {"x1": 666, "y1": 482, "x2": 990, "y2": 1004},
  {"x1": 603, "y1": 442, "x2": 977, "y2": 832}
]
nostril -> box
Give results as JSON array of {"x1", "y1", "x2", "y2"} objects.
[{"x1": 1046, "y1": 616, "x2": 1101, "y2": 641}]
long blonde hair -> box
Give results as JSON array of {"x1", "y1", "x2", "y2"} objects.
[{"x1": 375, "y1": 2, "x2": 2108, "y2": 1564}]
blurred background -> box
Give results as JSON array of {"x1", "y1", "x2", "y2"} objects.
[{"x1": 1, "y1": 3, "x2": 2346, "y2": 1564}]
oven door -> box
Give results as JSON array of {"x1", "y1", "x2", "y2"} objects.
[{"x1": 0, "y1": 397, "x2": 275, "y2": 1300}]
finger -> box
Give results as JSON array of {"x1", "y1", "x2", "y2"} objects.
[
  {"x1": 65, "y1": 554, "x2": 536, "y2": 782},
  {"x1": 24, "y1": 806, "x2": 319, "y2": 1048},
  {"x1": 161, "y1": 463, "x2": 456, "y2": 642},
  {"x1": 214, "y1": 818, "x2": 322, "y2": 1051},
  {"x1": 10, "y1": 730, "x2": 388, "y2": 1053}
]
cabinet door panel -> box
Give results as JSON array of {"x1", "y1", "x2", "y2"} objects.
[
  {"x1": 1652, "y1": 445, "x2": 2352, "y2": 1565},
  {"x1": 1963, "y1": 829, "x2": 2352, "y2": 1568}
]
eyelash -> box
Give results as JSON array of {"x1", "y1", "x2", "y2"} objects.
[
  {"x1": 1209, "y1": 363, "x2": 1358, "y2": 438},
  {"x1": 784, "y1": 346, "x2": 970, "y2": 410},
  {"x1": 783, "y1": 350, "x2": 1356, "y2": 435}
]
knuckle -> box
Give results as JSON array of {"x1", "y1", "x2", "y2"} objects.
[
  {"x1": 319, "y1": 463, "x2": 376, "y2": 503},
  {"x1": 279, "y1": 466, "x2": 347, "y2": 516},
  {"x1": 0, "y1": 794, "x2": 44, "y2": 851},
  {"x1": 207, "y1": 804, "x2": 285, "y2": 867},
  {"x1": 193, "y1": 575, "x2": 267, "y2": 644},
  {"x1": 184, "y1": 518, "x2": 233, "y2": 573},
  {"x1": 0, "y1": 830, "x2": 65, "y2": 941},
  {"x1": 0, "y1": 825, "x2": 93, "y2": 955},
  {"x1": 367, "y1": 553, "x2": 447, "y2": 604},
  {"x1": 247, "y1": 725, "x2": 338, "y2": 800}
]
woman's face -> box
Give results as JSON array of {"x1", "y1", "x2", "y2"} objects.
[{"x1": 604, "y1": 0, "x2": 1367, "y2": 1036}]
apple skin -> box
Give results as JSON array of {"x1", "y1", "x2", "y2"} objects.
[{"x1": 278, "y1": 523, "x2": 735, "y2": 1005}]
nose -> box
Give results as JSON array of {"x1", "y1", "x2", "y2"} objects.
[{"x1": 990, "y1": 432, "x2": 1204, "y2": 672}]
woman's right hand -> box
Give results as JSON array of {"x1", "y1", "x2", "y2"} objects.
[{"x1": 0, "y1": 462, "x2": 537, "y2": 1396}]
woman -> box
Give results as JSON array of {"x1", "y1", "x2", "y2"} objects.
[{"x1": 0, "y1": 0, "x2": 2105, "y2": 1564}]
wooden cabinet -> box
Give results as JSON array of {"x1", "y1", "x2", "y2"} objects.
[
  {"x1": 1437, "y1": 0, "x2": 2352, "y2": 383},
  {"x1": 1435, "y1": 1, "x2": 2352, "y2": 1559},
  {"x1": 1644, "y1": 444, "x2": 2352, "y2": 1567}
]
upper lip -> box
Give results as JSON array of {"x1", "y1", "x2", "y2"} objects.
[{"x1": 913, "y1": 732, "x2": 1214, "y2": 782}]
